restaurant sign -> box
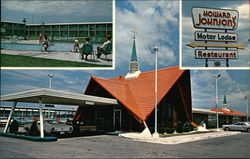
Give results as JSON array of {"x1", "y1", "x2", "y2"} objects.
[
  {"x1": 195, "y1": 49, "x2": 238, "y2": 59},
  {"x1": 192, "y1": 7, "x2": 239, "y2": 30}
]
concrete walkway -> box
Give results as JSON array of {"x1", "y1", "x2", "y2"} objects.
[
  {"x1": 119, "y1": 130, "x2": 241, "y2": 145},
  {"x1": 1, "y1": 49, "x2": 112, "y2": 66}
]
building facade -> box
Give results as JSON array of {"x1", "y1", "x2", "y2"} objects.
[
  {"x1": 193, "y1": 108, "x2": 248, "y2": 128},
  {"x1": 73, "y1": 37, "x2": 197, "y2": 133},
  {"x1": 1, "y1": 21, "x2": 112, "y2": 41}
]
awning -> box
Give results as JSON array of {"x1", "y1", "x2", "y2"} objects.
[
  {"x1": 1, "y1": 88, "x2": 118, "y2": 138},
  {"x1": 0, "y1": 88, "x2": 118, "y2": 106}
]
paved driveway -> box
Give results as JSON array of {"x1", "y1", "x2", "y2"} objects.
[{"x1": 0, "y1": 133, "x2": 249, "y2": 158}]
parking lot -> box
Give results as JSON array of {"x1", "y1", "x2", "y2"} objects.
[{"x1": 0, "y1": 132, "x2": 249, "y2": 158}]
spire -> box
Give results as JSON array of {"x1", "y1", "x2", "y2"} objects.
[
  {"x1": 131, "y1": 39, "x2": 137, "y2": 62},
  {"x1": 223, "y1": 94, "x2": 228, "y2": 109},
  {"x1": 129, "y1": 28, "x2": 139, "y2": 73},
  {"x1": 125, "y1": 28, "x2": 141, "y2": 80}
]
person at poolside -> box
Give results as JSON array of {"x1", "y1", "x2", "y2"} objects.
[
  {"x1": 42, "y1": 35, "x2": 49, "y2": 52},
  {"x1": 73, "y1": 39, "x2": 80, "y2": 53},
  {"x1": 39, "y1": 32, "x2": 43, "y2": 44},
  {"x1": 81, "y1": 37, "x2": 92, "y2": 60},
  {"x1": 96, "y1": 35, "x2": 111, "y2": 58}
]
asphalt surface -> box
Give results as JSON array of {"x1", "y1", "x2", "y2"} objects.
[{"x1": 0, "y1": 133, "x2": 249, "y2": 158}]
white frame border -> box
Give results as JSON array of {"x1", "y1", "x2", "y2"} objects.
[
  {"x1": 1, "y1": 0, "x2": 115, "y2": 70},
  {"x1": 179, "y1": 0, "x2": 249, "y2": 70}
]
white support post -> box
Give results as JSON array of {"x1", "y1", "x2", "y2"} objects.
[
  {"x1": 246, "y1": 97, "x2": 249, "y2": 121},
  {"x1": 113, "y1": 108, "x2": 116, "y2": 129},
  {"x1": 153, "y1": 47, "x2": 159, "y2": 137},
  {"x1": 39, "y1": 98, "x2": 44, "y2": 138},
  {"x1": 4, "y1": 101, "x2": 17, "y2": 133}
]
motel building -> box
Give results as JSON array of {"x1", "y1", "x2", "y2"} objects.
[{"x1": 1, "y1": 20, "x2": 112, "y2": 43}]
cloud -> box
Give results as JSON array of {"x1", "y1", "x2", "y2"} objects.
[
  {"x1": 2, "y1": 0, "x2": 112, "y2": 17},
  {"x1": 116, "y1": 1, "x2": 179, "y2": 67},
  {"x1": 0, "y1": 70, "x2": 91, "y2": 95}
]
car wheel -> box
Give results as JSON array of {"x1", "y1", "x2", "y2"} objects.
[
  {"x1": 247, "y1": 129, "x2": 250, "y2": 133},
  {"x1": 24, "y1": 127, "x2": 29, "y2": 132},
  {"x1": 224, "y1": 127, "x2": 230, "y2": 131}
]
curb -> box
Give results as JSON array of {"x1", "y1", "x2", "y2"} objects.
[{"x1": 0, "y1": 132, "x2": 57, "y2": 142}]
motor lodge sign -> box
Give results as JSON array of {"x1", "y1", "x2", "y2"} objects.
[
  {"x1": 195, "y1": 31, "x2": 237, "y2": 42},
  {"x1": 187, "y1": 7, "x2": 243, "y2": 67}
]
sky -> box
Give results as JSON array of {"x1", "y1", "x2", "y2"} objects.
[
  {"x1": 1, "y1": 0, "x2": 249, "y2": 114},
  {"x1": 1, "y1": 0, "x2": 112, "y2": 23},
  {"x1": 181, "y1": 0, "x2": 250, "y2": 67}
]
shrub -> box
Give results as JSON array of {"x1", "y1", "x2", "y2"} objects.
[
  {"x1": 164, "y1": 127, "x2": 175, "y2": 134},
  {"x1": 158, "y1": 127, "x2": 165, "y2": 134},
  {"x1": 182, "y1": 126, "x2": 191, "y2": 132},
  {"x1": 176, "y1": 122, "x2": 183, "y2": 133},
  {"x1": 9, "y1": 120, "x2": 19, "y2": 133}
]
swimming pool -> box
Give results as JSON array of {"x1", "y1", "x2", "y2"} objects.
[{"x1": 1, "y1": 42, "x2": 99, "y2": 52}]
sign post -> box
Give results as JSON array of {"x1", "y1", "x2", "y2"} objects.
[{"x1": 187, "y1": 7, "x2": 242, "y2": 67}]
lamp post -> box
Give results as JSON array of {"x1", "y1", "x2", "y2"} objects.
[
  {"x1": 153, "y1": 47, "x2": 159, "y2": 137},
  {"x1": 48, "y1": 74, "x2": 54, "y2": 89},
  {"x1": 22, "y1": 18, "x2": 26, "y2": 40},
  {"x1": 244, "y1": 96, "x2": 248, "y2": 121},
  {"x1": 215, "y1": 74, "x2": 221, "y2": 131},
  {"x1": 42, "y1": 22, "x2": 45, "y2": 34}
]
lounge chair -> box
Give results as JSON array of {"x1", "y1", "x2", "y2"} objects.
[
  {"x1": 97, "y1": 43, "x2": 112, "y2": 60},
  {"x1": 80, "y1": 43, "x2": 94, "y2": 60}
]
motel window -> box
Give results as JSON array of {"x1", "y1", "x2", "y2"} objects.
[
  {"x1": 89, "y1": 25, "x2": 95, "y2": 30},
  {"x1": 208, "y1": 115, "x2": 216, "y2": 128},
  {"x1": 0, "y1": 109, "x2": 4, "y2": 117}
]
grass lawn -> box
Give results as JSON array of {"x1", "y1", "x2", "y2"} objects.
[
  {"x1": 159, "y1": 131, "x2": 214, "y2": 138},
  {"x1": 1, "y1": 54, "x2": 111, "y2": 67}
]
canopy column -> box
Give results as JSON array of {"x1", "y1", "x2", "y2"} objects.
[
  {"x1": 39, "y1": 98, "x2": 44, "y2": 138},
  {"x1": 4, "y1": 101, "x2": 17, "y2": 133}
]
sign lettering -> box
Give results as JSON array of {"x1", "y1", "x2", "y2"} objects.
[
  {"x1": 192, "y1": 7, "x2": 239, "y2": 30},
  {"x1": 195, "y1": 49, "x2": 238, "y2": 59},
  {"x1": 195, "y1": 31, "x2": 237, "y2": 42}
]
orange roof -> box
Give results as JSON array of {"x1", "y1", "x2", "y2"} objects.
[
  {"x1": 89, "y1": 66, "x2": 185, "y2": 121},
  {"x1": 210, "y1": 108, "x2": 248, "y2": 116}
]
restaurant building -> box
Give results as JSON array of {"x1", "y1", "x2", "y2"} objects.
[
  {"x1": 73, "y1": 37, "x2": 198, "y2": 132},
  {"x1": 193, "y1": 95, "x2": 249, "y2": 128}
]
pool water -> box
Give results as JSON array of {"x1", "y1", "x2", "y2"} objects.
[{"x1": 1, "y1": 42, "x2": 99, "y2": 52}]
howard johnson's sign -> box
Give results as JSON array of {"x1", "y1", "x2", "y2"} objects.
[
  {"x1": 192, "y1": 7, "x2": 239, "y2": 30},
  {"x1": 187, "y1": 7, "x2": 243, "y2": 67}
]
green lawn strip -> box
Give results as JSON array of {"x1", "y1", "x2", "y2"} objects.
[
  {"x1": 1, "y1": 54, "x2": 111, "y2": 67},
  {"x1": 159, "y1": 131, "x2": 215, "y2": 138}
]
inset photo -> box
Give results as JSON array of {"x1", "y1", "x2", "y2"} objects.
[
  {"x1": 180, "y1": 0, "x2": 249, "y2": 69},
  {"x1": 1, "y1": 1, "x2": 113, "y2": 68}
]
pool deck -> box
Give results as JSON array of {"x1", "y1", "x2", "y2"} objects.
[
  {"x1": 1, "y1": 49, "x2": 112, "y2": 66},
  {"x1": 1, "y1": 40, "x2": 112, "y2": 66}
]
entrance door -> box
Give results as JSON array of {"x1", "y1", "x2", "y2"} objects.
[{"x1": 113, "y1": 109, "x2": 121, "y2": 130}]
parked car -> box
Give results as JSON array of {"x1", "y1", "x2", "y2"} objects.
[
  {"x1": 13, "y1": 117, "x2": 27, "y2": 126},
  {"x1": 222, "y1": 122, "x2": 250, "y2": 132},
  {"x1": 24, "y1": 120, "x2": 73, "y2": 135},
  {"x1": 0, "y1": 117, "x2": 8, "y2": 126}
]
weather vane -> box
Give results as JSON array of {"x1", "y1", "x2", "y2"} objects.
[{"x1": 131, "y1": 27, "x2": 138, "y2": 40}]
